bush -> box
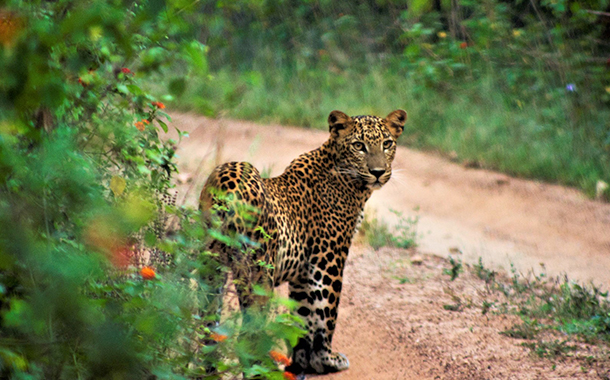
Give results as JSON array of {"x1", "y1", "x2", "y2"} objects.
[{"x1": 0, "y1": 1, "x2": 302, "y2": 378}]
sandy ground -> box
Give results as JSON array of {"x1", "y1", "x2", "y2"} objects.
[{"x1": 167, "y1": 113, "x2": 610, "y2": 379}]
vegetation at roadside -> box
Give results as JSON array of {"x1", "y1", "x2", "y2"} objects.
[
  {"x1": 360, "y1": 209, "x2": 418, "y2": 251},
  {"x1": 443, "y1": 256, "x2": 463, "y2": 282},
  {"x1": 161, "y1": 0, "x2": 610, "y2": 199},
  {"x1": 0, "y1": 1, "x2": 302, "y2": 379},
  {"x1": 453, "y1": 257, "x2": 610, "y2": 360}
]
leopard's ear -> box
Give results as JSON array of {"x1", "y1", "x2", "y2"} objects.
[
  {"x1": 384, "y1": 109, "x2": 407, "y2": 138},
  {"x1": 328, "y1": 110, "x2": 353, "y2": 139}
]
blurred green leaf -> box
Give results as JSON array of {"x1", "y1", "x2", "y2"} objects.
[
  {"x1": 110, "y1": 176, "x2": 126, "y2": 197},
  {"x1": 169, "y1": 77, "x2": 187, "y2": 97},
  {"x1": 158, "y1": 119, "x2": 169, "y2": 133}
]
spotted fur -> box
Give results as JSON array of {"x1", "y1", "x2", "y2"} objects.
[
  {"x1": 128, "y1": 191, "x2": 177, "y2": 269},
  {"x1": 199, "y1": 110, "x2": 407, "y2": 375}
]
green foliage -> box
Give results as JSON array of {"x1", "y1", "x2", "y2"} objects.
[
  {"x1": 501, "y1": 316, "x2": 545, "y2": 340},
  {"x1": 0, "y1": 1, "x2": 302, "y2": 378},
  {"x1": 196, "y1": 0, "x2": 406, "y2": 72},
  {"x1": 168, "y1": 0, "x2": 610, "y2": 199},
  {"x1": 443, "y1": 256, "x2": 463, "y2": 281},
  {"x1": 474, "y1": 257, "x2": 496, "y2": 284},
  {"x1": 472, "y1": 258, "x2": 610, "y2": 357},
  {"x1": 389, "y1": 210, "x2": 419, "y2": 249},
  {"x1": 533, "y1": 281, "x2": 610, "y2": 342},
  {"x1": 360, "y1": 209, "x2": 418, "y2": 251},
  {"x1": 521, "y1": 339, "x2": 577, "y2": 359}
]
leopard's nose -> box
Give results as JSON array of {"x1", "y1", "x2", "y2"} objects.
[{"x1": 369, "y1": 168, "x2": 386, "y2": 179}]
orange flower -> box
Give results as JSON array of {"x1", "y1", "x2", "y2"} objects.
[
  {"x1": 151, "y1": 101, "x2": 165, "y2": 109},
  {"x1": 140, "y1": 266, "x2": 156, "y2": 280},
  {"x1": 283, "y1": 371, "x2": 297, "y2": 380},
  {"x1": 459, "y1": 42, "x2": 468, "y2": 49},
  {"x1": 269, "y1": 350, "x2": 292, "y2": 366},
  {"x1": 210, "y1": 332, "x2": 228, "y2": 342},
  {"x1": 134, "y1": 121, "x2": 145, "y2": 131},
  {"x1": 143, "y1": 119, "x2": 150, "y2": 125}
]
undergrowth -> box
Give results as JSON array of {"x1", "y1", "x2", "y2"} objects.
[
  {"x1": 464, "y1": 258, "x2": 610, "y2": 359},
  {"x1": 0, "y1": 2, "x2": 304, "y2": 378},
  {"x1": 359, "y1": 209, "x2": 418, "y2": 251}
]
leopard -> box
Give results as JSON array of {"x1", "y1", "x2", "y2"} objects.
[{"x1": 199, "y1": 109, "x2": 407, "y2": 375}]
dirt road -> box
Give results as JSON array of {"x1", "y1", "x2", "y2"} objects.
[{"x1": 168, "y1": 113, "x2": 610, "y2": 379}]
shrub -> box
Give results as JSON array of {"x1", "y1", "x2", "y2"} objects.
[{"x1": 0, "y1": 1, "x2": 302, "y2": 378}]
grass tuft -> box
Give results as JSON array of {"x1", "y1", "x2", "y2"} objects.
[{"x1": 359, "y1": 209, "x2": 418, "y2": 251}]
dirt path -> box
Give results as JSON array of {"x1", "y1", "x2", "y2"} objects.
[
  {"x1": 168, "y1": 113, "x2": 610, "y2": 379},
  {"x1": 319, "y1": 244, "x2": 609, "y2": 380}
]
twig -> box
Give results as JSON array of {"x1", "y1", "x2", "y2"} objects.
[{"x1": 584, "y1": 9, "x2": 610, "y2": 17}]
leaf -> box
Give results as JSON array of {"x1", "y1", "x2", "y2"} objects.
[
  {"x1": 121, "y1": 193, "x2": 155, "y2": 229},
  {"x1": 127, "y1": 84, "x2": 143, "y2": 95},
  {"x1": 183, "y1": 40, "x2": 209, "y2": 75},
  {"x1": 116, "y1": 84, "x2": 129, "y2": 94},
  {"x1": 144, "y1": 230, "x2": 157, "y2": 246},
  {"x1": 110, "y1": 176, "x2": 126, "y2": 197},
  {"x1": 0, "y1": 348, "x2": 28, "y2": 371},
  {"x1": 157, "y1": 120, "x2": 168, "y2": 133},
  {"x1": 146, "y1": 0, "x2": 165, "y2": 17},
  {"x1": 169, "y1": 78, "x2": 186, "y2": 97},
  {"x1": 407, "y1": 0, "x2": 434, "y2": 18}
]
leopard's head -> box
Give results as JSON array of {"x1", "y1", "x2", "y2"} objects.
[{"x1": 328, "y1": 109, "x2": 407, "y2": 190}]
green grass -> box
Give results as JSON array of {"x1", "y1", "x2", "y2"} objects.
[
  {"x1": 168, "y1": 65, "x2": 610, "y2": 199},
  {"x1": 470, "y1": 258, "x2": 610, "y2": 358},
  {"x1": 443, "y1": 256, "x2": 463, "y2": 281},
  {"x1": 358, "y1": 209, "x2": 418, "y2": 251}
]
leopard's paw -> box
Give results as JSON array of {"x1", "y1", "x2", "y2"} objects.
[{"x1": 309, "y1": 351, "x2": 349, "y2": 374}]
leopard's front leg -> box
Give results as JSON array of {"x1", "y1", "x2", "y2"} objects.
[{"x1": 286, "y1": 249, "x2": 349, "y2": 375}]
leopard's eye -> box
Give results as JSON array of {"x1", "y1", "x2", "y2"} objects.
[
  {"x1": 352, "y1": 142, "x2": 366, "y2": 152},
  {"x1": 383, "y1": 140, "x2": 394, "y2": 150}
]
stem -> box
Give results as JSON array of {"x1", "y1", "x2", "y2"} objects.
[{"x1": 584, "y1": 9, "x2": 610, "y2": 17}]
